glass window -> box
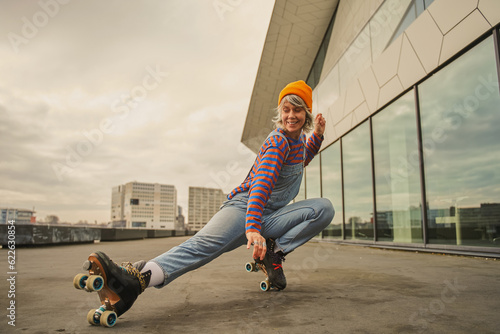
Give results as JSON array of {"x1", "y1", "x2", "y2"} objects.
[
  {"x1": 342, "y1": 121, "x2": 374, "y2": 240},
  {"x1": 306, "y1": 10, "x2": 336, "y2": 90},
  {"x1": 305, "y1": 155, "x2": 321, "y2": 199},
  {"x1": 320, "y1": 142, "x2": 343, "y2": 239},
  {"x1": 370, "y1": 0, "x2": 412, "y2": 60},
  {"x1": 372, "y1": 90, "x2": 423, "y2": 243},
  {"x1": 419, "y1": 36, "x2": 500, "y2": 248},
  {"x1": 424, "y1": 0, "x2": 435, "y2": 9},
  {"x1": 388, "y1": 0, "x2": 435, "y2": 47}
]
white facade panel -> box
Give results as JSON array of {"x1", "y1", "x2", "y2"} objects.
[
  {"x1": 404, "y1": 10, "x2": 442, "y2": 74},
  {"x1": 427, "y1": 0, "x2": 477, "y2": 34},
  {"x1": 438, "y1": 9, "x2": 492, "y2": 65}
]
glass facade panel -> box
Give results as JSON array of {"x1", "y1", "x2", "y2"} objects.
[
  {"x1": 419, "y1": 37, "x2": 500, "y2": 248},
  {"x1": 320, "y1": 142, "x2": 343, "y2": 239},
  {"x1": 296, "y1": 173, "x2": 306, "y2": 202},
  {"x1": 343, "y1": 122, "x2": 374, "y2": 240},
  {"x1": 372, "y1": 91, "x2": 423, "y2": 243},
  {"x1": 424, "y1": 0, "x2": 435, "y2": 8},
  {"x1": 305, "y1": 155, "x2": 321, "y2": 199}
]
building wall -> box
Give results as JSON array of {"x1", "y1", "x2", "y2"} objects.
[
  {"x1": 110, "y1": 185, "x2": 124, "y2": 223},
  {"x1": 111, "y1": 181, "x2": 177, "y2": 229},
  {"x1": 318, "y1": 0, "x2": 500, "y2": 148},
  {"x1": 241, "y1": 0, "x2": 339, "y2": 152},
  {"x1": 1, "y1": 208, "x2": 35, "y2": 224},
  {"x1": 188, "y1": 187, "x2": 226, "y2": 231},
  {"x1": 301, "y1": 0, "x2": 500, "y2": 254},
  {"x1": 320, "y1": 0, "x2": 385, "y2": 80}
]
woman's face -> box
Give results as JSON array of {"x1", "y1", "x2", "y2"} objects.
[{"x1": 281, "y1": 100, "x2": 306, "y2": 139}]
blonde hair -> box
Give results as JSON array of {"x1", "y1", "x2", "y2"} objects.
[{"x1": 273, "y1": 94, "x2": 314, "y2": 133}]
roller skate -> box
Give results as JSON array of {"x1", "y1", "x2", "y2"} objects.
[
  {"x1": 73, "y1": 251, "x2": 151, "y2": 327},
  {"x1": 245, "y1": 238, "x2": 287, "y2": 291}
]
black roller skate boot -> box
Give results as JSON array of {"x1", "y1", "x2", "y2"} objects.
[
  {"x1": 256, "y1": 238, "x2": 287, "y2": 290},
  {"x1": 74, "y1": 251, "x2": 151, "y2": 327}
]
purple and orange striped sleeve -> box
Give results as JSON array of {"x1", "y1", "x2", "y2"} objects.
[{"x1": 245, "y1": 135, "x2": 288, "y2": 234}]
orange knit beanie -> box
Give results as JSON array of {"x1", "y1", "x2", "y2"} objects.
[{"x1": 278, "y1": 80, "x2": 313, "y2": 112}]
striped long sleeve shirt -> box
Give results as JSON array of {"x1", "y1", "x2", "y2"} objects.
[{"x1": 228, "y1": 128, "x2": 324, "y2": 234}]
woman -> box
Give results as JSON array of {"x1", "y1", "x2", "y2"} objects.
[{"x1": 83, "y1": 80, "x2": 335, "y2": 322}]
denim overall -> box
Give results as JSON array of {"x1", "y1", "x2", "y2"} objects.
[{"x1": 152, "y1": 130, "x2": 334, "y2": 287}]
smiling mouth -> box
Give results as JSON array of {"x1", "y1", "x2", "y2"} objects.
[{"x1": 287, "y1": 120, "x2": 298, "y2": 125}]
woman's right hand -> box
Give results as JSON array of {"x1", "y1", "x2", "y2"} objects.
[{"x1": 246, "y1": 232, "x2": 267, "y2": 261}]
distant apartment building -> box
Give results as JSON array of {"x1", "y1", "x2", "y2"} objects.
[
  {"x1": 188, "y1": 187, "x2": 226, "y2": 231},
  {"x1": 111, "y1": 181, "x2": 177, "y2": 229},
  {"x1": 1, "y1": 208, "x2": 36, "y2": 224}
]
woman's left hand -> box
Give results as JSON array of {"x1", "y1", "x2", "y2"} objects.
[{"x1": 314, "y1": 113, "x2": 326, "y2": 137}]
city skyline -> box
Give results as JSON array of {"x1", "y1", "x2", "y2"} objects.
[
  {"x1": 0, "y1": 1, "x2": 274, "y2": 223},
  {"x1": 0, "y1": 182, "x2": 226, "y2": 225}
]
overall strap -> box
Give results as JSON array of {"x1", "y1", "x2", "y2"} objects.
[
  {"x1": 244, "y1": 130, "x2": 291, "y2": 181},
  {"x1": 302, "y1": 135, "x2": 306, "y2": 168}
]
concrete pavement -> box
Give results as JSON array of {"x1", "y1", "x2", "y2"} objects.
[{"x1": 0, "y1": 237, "x2": 499, "y2": 333}]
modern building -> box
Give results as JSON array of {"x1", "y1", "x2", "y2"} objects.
[
  {"x1": 175, "y1": 205, "x2": 186, "y2": 231},
  {"x1": 111, "y1": 181, "x2": 177, "y2": 229},
  {"x1": 243, "y1": 0, "x2": 500, "y2": 257},
  {"x1": 1, "y1": 208, "x2": 36, "y2": 224},
  {"x1": 188, "y1": 186, "x2": 226, "y2": 231}
]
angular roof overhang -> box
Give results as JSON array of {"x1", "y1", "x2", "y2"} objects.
[{"x1": 241, "y1": 0, "x2": 339, "y2": 152}]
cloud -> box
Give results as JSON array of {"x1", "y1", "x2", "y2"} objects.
[{"x1": 0, "y1": 0, "x2": 272, "y2": 222}]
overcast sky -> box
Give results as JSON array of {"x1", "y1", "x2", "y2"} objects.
[{"x1": 0, "y1": 0, "x2": 275, "y2": 223}]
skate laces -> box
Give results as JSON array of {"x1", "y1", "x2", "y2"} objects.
[
  {"x1": 270, "y1": 252, "x2": 285, "y2": 271},
  {"x1": 120, "y1": 262, "x2": 147, "y2": 293},
  {"x1": 266, "y1": 239, "x2": 285, "y2": 272}
]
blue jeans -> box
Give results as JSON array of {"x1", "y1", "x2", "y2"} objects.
[
  {"x1": 151, "y1": 197, "x2": 334, "y2": 287},
  {"x1": 152, "y1": 130, "x2": 334, "y2": 287}
]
